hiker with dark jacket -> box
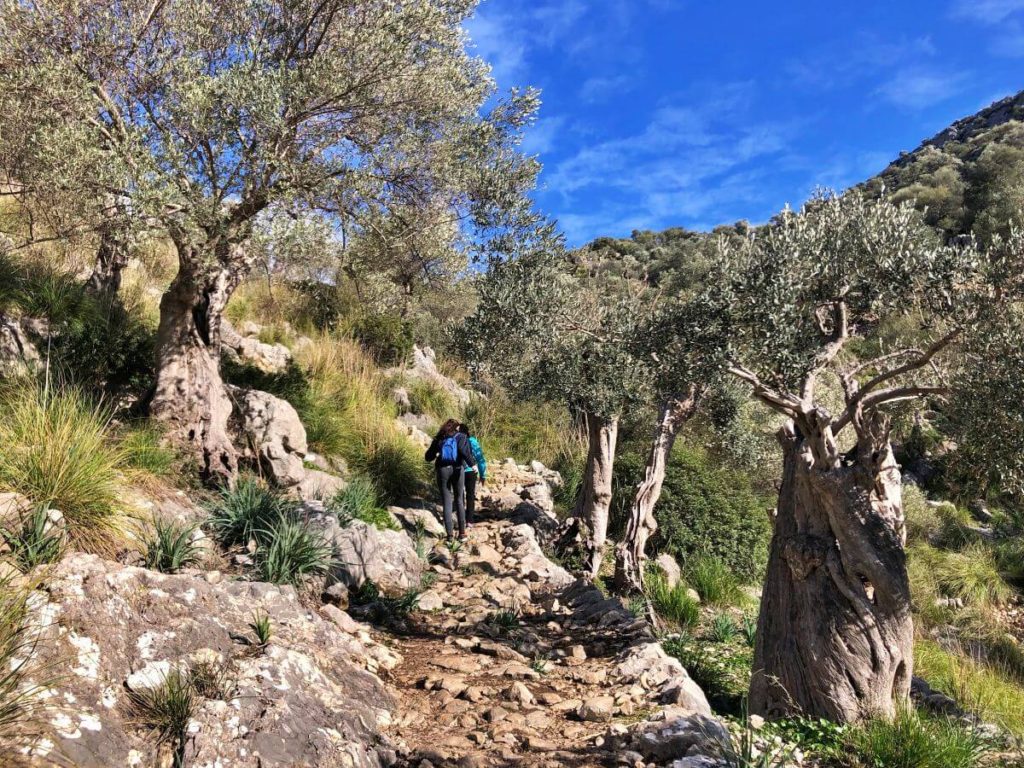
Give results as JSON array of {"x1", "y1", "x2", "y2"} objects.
[
  {"x1": 425, "y1": 418, "x2": 476, "y2": 541},
  {"x1": 458, "y1": 423, "x2": 487, "y2": 527}
]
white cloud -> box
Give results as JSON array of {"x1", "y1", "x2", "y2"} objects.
[
  {"x1": 579, "y1": 75, "x2": 633, "y2": 103},
  {"x1": 950, "y1": 0, "x2": 1024, "y2": 24},
  {"x1": 522, "y1": 115, "x2": 567, "y2": 157},
  {"x1": 874, "y1": 69, "x2": 970, "y2": 110},
  {"x1": 546, "y1": 83, "x2": 798, "y2": 242},
  {"x1": 785, "y1": 34, "x2": 936, "y2": 91}
]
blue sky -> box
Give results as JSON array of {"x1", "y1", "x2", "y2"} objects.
[{"x1": 465, "y1": 0, "x2": 1024, "y2": 246}]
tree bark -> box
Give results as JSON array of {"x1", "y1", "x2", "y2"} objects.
[
  {"x1": 749, "y1": 413, "x2": 913, "y2": 723},
  {"x1": 614, "y1": 392, "x2": 698, "y2": 593},
  {"x1": 85, "y1": 224, "x2": 131, "y2": 298},
  {"x1": 574, "y1": 412, "x2": 619, "y2": 579},
  {"x1": 149, "y1": 240, "x2": 251, "y2": 485}
]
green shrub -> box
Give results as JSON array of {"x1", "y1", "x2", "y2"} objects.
[
  {"x1": 0, "y1": 504, "x2": 64, "y2": 570},
  {"x1": 255, "y1": 518, "x2": 333, "y2": 586},
  {"x1": 613, "y1": 444, "x2": 772, "y2": 583},
  {"x1": 143, "y1": 518, "x2": 202, "y2": 574},
  {"x1": 842, "y1": 707, "x2": 988, "y2": 768},
  {"x1": 663, "y1": 635, "x2": 751, "y2": 716},
  {"x1": 767, "y1": 717, "x2": 848, "y2": 764},
  {"x1": 709, "y1": 613, "x2": 738, "y2": 643},
  {"x1": 686, "y1": 556, "x2": 743, "y2": 606},
  {"x1": 461, "y1": 392, "x2": 583, "y2": 470},
  {"x1": 352, "y1": 313, "x2": 413, "y2": 366},
  {"x1": 119, "y1": 423, "x2": 180, "y2": 478},
  {"x1": 361, "y1": 438, "x2": 424, "y2": 505},
  {"x1": 126, "y1": 666, "x2": 197, "y2": 767},
  {"x1": 935, "y1": 503, "x2": 978, "y2": 549},
  {"x1": 249, "y1": 611, "x2": 272, "y2": 647},
  {"x1": 0, "y1": 383, "x2": 126, "y2": 552},
  {"x1": 207, "y1": 476, "x2": 289, "y2": 549},
  {"x1": 646, "y1": 575, "x2": 700, "y2": 628}
]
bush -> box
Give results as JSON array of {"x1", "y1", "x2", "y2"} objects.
[
  {"x1": 352, "y1": 313, "x2": 413, "y2": 366},
  {"x1": 143, "y1": 518, "x2": 202, "y2": 574},
  {"x1": 843, "y1": 707, "x2": 989, "y2": 768},
  {"x1": 207, "y1": 476, "x2": 289, "y2": 549},
  {"x1": 0, "y1": 504, "x2": 64, "y2": 570},
  {"x1": 663, "y1": 635, "x2": 751, "y2": 716},
  {"x1": 613, "y1": 444, "x2": 772, "y2": 583},
  {"x1": 932, "y1": 542, "x2": 1013, "y2": 608},
  {"x1": 255, "y1": 518, "x2": 333, "y2": 586},
  {"x1": 646, "y1": 575, "x2": 700, "y2": 628},
  {"x1": 0, "y1": 383, "x2": 126, "y2": 552},
  {"x1": 685, "y1": 556, "x2": 744, "y2": 606},
  {"x1": 461, "y1": 392, "x2": 583, "y2": 471}
]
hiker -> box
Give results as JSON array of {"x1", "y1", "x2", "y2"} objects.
[
  {"x1": 458, "y1": 423, "x2": 487, "y2": 527},
  {"x1": 425, "y1": 418, "x2": 476, "y2": 540}
]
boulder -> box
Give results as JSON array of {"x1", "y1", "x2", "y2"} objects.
[
  {"x1": 404, "y1": 345, "x2": 473, "y2": 406},
  {"x1": 23, "y1": 553, "x2": 396, "y2": 768},
  {"x1": 390, "y1": 506, "x2": 446, "y2": 539},
  {"x1": 501, "y1": 524, "x2": 573, "y2": 587},
  {"x1": 653, "y1": 554, "x2": 682, "y2": 589},
  {"x1": 630, "y1": 712, "x2": 729, "y2": 763},
  {"x1": 295, "y1": 468, "x2": 346, "y2": 501},
  {"x1": 221, "y1": 319, "x2": 292, "y2": 373},
  {"x1": 614, "y1": 643, "x2": 711, "y2": 716},
  {"x1": 306, "y1": 514, "x2": 424, "y2": 595},
  {"x1": 0, "y1": 315, "x2": 40, "y2": 377},
  {"x1": 231, "y1": 386, "x2": 308, "y2": 486},
  {"x1": 577, "y1": 696, "x2": 615, "y2": 722}
]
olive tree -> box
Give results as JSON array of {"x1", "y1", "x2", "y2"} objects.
[
  {"x1": 0, "y1": 0, "x2": 537, "y2": 482},
  {"x1": 719, "y1": 193, "x2": 976, "y2": 723},
  {"x1": 613, "y1": 293, "x2": 730, "y2": 593},
  {"x1": 462, "y1": 245, "x2": 650, "y2": 577}
]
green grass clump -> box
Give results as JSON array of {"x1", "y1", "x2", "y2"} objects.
[
  {"x1": 255, "y1": 517, "x2": 333, "y2": 586},
  {"x1": 404, "y1": 377, "x2": 457, "y2": 421},
  {"x1": 646, "y1": 575, "x2": 700, "y2": 628},
  {"x1": 327, "y1": 477, "x2": 400, "y2": 531},
  {"x1": 709, "y1": 613, "x2": 738, "y2": 643},
  {"x1": 119, "y1": 422, "x2": 180, "y2": 479},
  {"x1": 207, "y1": 476, "x2": 289, "y2": 549},
  {"x1": 903, "y1": 485, "x2": 941, "y2": 545},
  {"x1": 249, "y1": 611, "x2": 272, "y2": 647},
  {"x1": 0, "y1": 383, "x2": 125, "y2": 552},
  {"x1": 685, "y1": 556, "x2": 743, "y2": 606},
  {"x1": 461, "y1": 391, "x2": 583, "y2": 470},
  {"x1": 126, "y1": 667, "x2": 197, "y2": 768},
  {"x1": 0, "y1": 572, "x2": 47, "y2": 743},
  {"x1": 0, "y1": 504, "x2": 64, "y2": 570},
  {"x1": 932, "y1": 543, "x2": 1013, "y2": 608},
  {"x1": 842, "y1": 706, "x2": 989, "y2": 768},
  {"x1": 915, "y1": 639, "x2": 1024, "y2": 735},
  {"x1": 143, "y1": 518, "x2": 202, "y2": 574},
  {"x1": 188, "y1": 660, "x2": 235, "y2": 701}
]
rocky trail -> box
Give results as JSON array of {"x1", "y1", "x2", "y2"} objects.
[{"x1": 375, "y1": 467, "x2": 725, "y2": 768}]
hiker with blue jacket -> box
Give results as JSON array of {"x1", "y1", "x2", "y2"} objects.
[
  {"x1": 458, "y1": 423, "x2": 487, "y2": 527},
  {"x1": 425, "y1": 418, "x2": 476, "y2": 541}
]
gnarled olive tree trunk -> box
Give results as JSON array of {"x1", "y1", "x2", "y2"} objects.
[
  {"x1": 150, "y1": 240, "x2": 251, "y2": 485},
  {"x1": 614, "y1": 391, "x2": 699, "y2": 593},
  {"x1": 749, "y1": 414, "x2": 913, "y2": 723},
  {"x1": 574, "y1": 412, "x2": 619, "y2": 579},
  {"x1": 85, "y1": 225, "x2": 131, "y2": 298}
]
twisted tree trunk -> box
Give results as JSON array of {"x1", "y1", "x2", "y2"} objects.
[
  {"x1": 574, "y1": 412, "x2": 619, "y2": 579},
  {"x1": 614, "y1": 391, "x2": 699, "y2": 593},
  {"x1": 150, "y1": 240, "x2": 251, "y2": 485},
  {"x1": 85, "y1": 224, "x2": 131, "y2": 298},
  {"x1": 749, "y1": 413, "x2": 913, "y2": 723}
]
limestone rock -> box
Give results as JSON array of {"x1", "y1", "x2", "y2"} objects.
[
  {"x1": 221, "y1": 319, "x2": 292, "y2": 373},
  {"x1": 231, "y1": 386, "x2": 308, "y2": 486},
  {"x1": 615, "y1": 642, "x2": 711, "y2": 715},
  {"x1": 577, "y1": 696, "x2": 615, "y2": 722},
  {"x1": 24, "y1": 553, "x2": 396, "y2": 767},
  {"x1": 653, "y1": 553, "x2": 682, "y2": 588},
  {"x1": 0, "y1": 315, "x2": 40, "y2": 378},
  {"x1": 306, "y1": 515, "x2": 424, "y2": 595},
  {"x1": 391, "y1": 506, "x2": 446, "y2": 539},
  {"x1": 294, "y1": 468, "x2": 346, "y2": 501}
]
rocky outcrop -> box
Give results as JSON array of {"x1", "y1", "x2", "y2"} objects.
[
  {"x1": 21, "y1": 553, "x2": 397, "y2": 768},
  {"x1": 230, "y1": 386, "x2": 308, "y2": 486},
  {"x1": 404, "y1": 345, "x2": 472, "y2": 406},
  {"x1": 221, "y1": 319, "x2": 292, "y2": 374}
]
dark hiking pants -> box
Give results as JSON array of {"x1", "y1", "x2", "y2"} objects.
[
  {"x1": 464, "y1": 471, "x2": 478, "y2": 525},
  {"x1": 436, "y1": 465, "x2": 466, "y2": 539}
]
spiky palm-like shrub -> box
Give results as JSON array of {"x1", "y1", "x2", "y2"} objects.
[
  {"x1": 207, "y1": 476, "x2": 288, "y2": 549},
  {"x1": 254, "y1": 518, "x2": 333, "y2": 586},
  {"x1": 143, "y1": 518, "x2": 202, "y2": 574}
]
